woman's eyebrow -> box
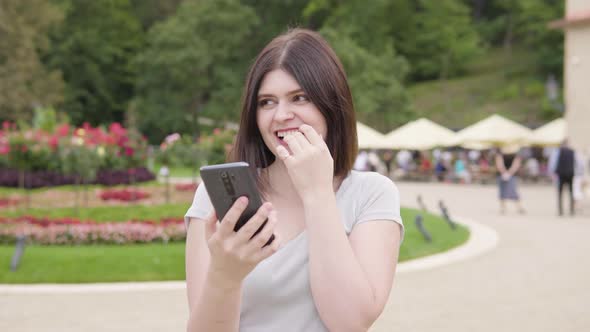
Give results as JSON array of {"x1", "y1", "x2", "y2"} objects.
[{"x1": 258, "y1": 88, "x2": 304, "y2": 98}]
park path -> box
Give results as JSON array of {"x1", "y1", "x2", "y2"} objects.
[
  {"x1": 371, "y1": 182, "x2": 590, "y2": 332},
  {"x1": 1, "y1": 182, "x2": 588, "y2": 332}
]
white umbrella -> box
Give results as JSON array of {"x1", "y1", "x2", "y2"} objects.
[
  {"x1": 452, "y1": 114, "x2": 532, "y2": 146},
  {"x1": 530, "y1": 118, "x2": 566, "y2": 146},
  {"x1": 356, "y1": 122, "x2": 389, "y2": 149},
  {"x1": 384, "y1": 118, "x2": 457, "y2": 150}
]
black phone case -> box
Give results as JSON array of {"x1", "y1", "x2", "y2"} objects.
[{"x1": 200, "y1": 162, "x2": 274, "y2": 245}]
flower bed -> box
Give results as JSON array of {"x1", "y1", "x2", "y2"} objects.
[
  {"x1": 0, "y1": 197, "x2": 19, "y2": 208},
  {"x1": 0, "y1": 216, "x2": 185, "y2": 245},
  {"x1": 99, "y1": 189, "x2": 151, "y2": 202},
  {"x1": 0, "y1": 121, "x2": 155, "y2": 188},
  {"x1": 0, "y1": 167, "x2": 155, "y2": 188},
  {"x1": 175, "y1": 182, "x2": 199, "y2": 192}
]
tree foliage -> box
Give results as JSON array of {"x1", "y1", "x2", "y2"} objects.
[
  {"x1": 134, "y1": 0, "x2": 259, "y2": 143},
  {"x1": 321, "y1": 28, "x2": 411, "y2": 131},
  {"x1": 396, "y1": 0, "x2": 482, "y2": 80},
  {"x1": 0, "y1": 0, "x2": 565, "y2": 135},
  {"x1": 48, "y1": 0, "x2": 143, "y2": 126},
  {"x1": 0, "y1": 0, "x2": 64, "y2": 121}
]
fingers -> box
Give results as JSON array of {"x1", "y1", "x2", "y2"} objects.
[
  {"x1": 253, "y1": 232, "x2": 281, "y2": 261},
  {"x1": 291, "y1": 131, "x2": 312, "y2": 150},
  {"x1": 299, "y1": 124, "x2": 326, "y2": 147},
  {"x1": 276, "y1": 145, "x2": 292, "y2": 162},
  {"x1": 243, "y1": 210, "x2": 278, "y2": 257},
  {"x1": 218, "y1": 196, "x2": 249, "y2": 237},
  {"x1": 234, "y1": 202, "x2": 273, "y2": 244},
  {"x1": 204, "y1": 211, "x2": 217, "y2": 240},
  {"x1": 283, "y1": 134, "x2": 303, "y2": 154}
]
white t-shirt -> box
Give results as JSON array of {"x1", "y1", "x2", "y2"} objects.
[{"x1": 185, "y1": 170, "x2": 404, "y2": 332}]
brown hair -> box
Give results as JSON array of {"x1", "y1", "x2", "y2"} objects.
[{"x1": 230, "y1": 28, "x2": 358, "y2": 191}]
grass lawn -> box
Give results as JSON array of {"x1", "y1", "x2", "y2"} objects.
[
  {"x1": 0, "y1": 243, "x2": 185, "y2": 283},
  {"x1": 0, "y1": 203, "x2": 190, "y2": 222},
  {"x1": 151, "y1": 162, "x2": 199, "y2": 178},
  {"x1": 0, "y1": 207, "x2": 468, "y2": 283}
]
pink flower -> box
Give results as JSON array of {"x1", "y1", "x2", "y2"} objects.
[
  {"x1": 125, "y1": 147, "x2": 134, "y2": 156},
  {"x1": 0, "y1": 145, "x2": 9, "y2": 155},
  {"x1": 56, "y1": 124, "x2": 70, "y2": 137},
  {"x1": 48, "y1": 136, "x2": 59, "y2": 149}
]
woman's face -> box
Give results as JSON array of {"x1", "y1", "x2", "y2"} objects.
[{"x1": 256, "y1": 69, "x2": 327, "y2": 157}]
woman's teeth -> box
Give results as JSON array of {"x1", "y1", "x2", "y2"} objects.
[{"x1": 277, "y1": 130, "x2": 299, "y2": 138}]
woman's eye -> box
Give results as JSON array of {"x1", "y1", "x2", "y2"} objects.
[
  {"x1": 293, "y1": 94, "x2": 308, "y2": 103},
  {"x1": 258, "y1": 99, "x2": 275, "y2": 108}
]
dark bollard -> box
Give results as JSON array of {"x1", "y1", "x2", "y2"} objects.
[
  {"x1": 417, "y1": 194, "x2": 428, "y2": 212},
  {"x1": 414, "y1": 215, "x2": 432, "y2": 242},
  {"x1": 10, "y1": 235, "x2": 26, "y2": 272},
  {"x1": 438, "y1": 200, "x2": 457, "y2": 230}
]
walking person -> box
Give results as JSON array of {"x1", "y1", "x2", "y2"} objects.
[
  {"x1": 549, "y1": 139, "x2": 577, "y2": 216},
  {"x1": 495, "y1": 145, "x2": 526, "y2": 214}
]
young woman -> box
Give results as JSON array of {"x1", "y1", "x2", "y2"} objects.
[
  {"x1": 185, "y1": 28, "x2": 403, "y2": 332},
  {"x1": 495, "y1": 145, "x2": 526, "y2": 214}
]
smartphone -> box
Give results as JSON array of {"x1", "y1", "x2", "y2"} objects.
[{"x1": 200, "y1": 162, "x2": 275, "y2": 246}]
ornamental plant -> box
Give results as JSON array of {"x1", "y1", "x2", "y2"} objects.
[
  {"x1": 0, "y1": 120, "x2": 152, "y2": 189},
  {"x1": 198, "y1": 128, "x2": 236, "y2": 165},
  {"x1": 0, "y1": 216, "x2": 185, "y2": 245}
]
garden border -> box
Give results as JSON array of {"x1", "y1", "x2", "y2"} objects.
[{"x1": 0, "y1": 214, "x2": 498, "y2": 294}]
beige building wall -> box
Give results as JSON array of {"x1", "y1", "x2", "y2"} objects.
[{"x1": 564, "y1": 0, "x2": 590, "y2": 152}]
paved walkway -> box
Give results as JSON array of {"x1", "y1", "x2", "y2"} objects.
[
  {"x1": 1, "y1": 182, "x2": 588, "y2": 331},
  {"x1": 372, "y1": 182, "x2": 590, "y2": 332}
]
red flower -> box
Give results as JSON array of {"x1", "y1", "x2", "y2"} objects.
[
  {"x1": 48, "y1": 136, "x2": 59, "y2": 149},
  {"x1": 125, "y1": 147, "x2": 134, "y2": 156},
  {"x1": 56, "y1": 124, "x2": 70, "y2": 137},
  {"x1": 0, "y1": 145, "x2": 9, "y2": 155}
]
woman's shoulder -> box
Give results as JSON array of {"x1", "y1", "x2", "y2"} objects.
[{"x1": 344, "y1": 170, "x2": 398, "y2": 193}]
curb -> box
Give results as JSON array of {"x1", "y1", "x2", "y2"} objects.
[
  {"x1": 0, "y1": 216, "x2": 498, "y2": 294},
  {"x1": 397, "y1": 215, "x2": 498, "y2": 273}
]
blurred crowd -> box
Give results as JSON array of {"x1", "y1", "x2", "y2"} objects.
[{"x1": 353, "y1": 145, "x2": 589, "y2": 200}]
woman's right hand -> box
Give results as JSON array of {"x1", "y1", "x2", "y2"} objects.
[{"x1": 204, "y1": 197, "x2": 280, "y2": 287}]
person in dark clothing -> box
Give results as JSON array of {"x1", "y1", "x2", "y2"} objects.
[
  {"x1": 549, "y1": 140, "x2": 576, "y2": 216},
  {"x1": 495, "y1": 145, "x2": 525, "y2": 214}
]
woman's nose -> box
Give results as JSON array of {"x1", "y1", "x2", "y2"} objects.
[{"x1": 274, "y1": 102, "x2": 295, "y2": 121}]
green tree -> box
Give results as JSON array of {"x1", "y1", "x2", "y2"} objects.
[
  {"x1": 399, "y1": 0, "x2": 482, "y2": 81},
  {"x1": 48, "y1": 0, "x2": 143, "y2": 126},
  {"x1": 129, "y1": 0, "x2": 184, "y2": 31},
  {"x1": 491, "y1": 0, "x2": 564, "y2": 76},
  {"x1": 304, "y1": 0, "x2": 412, "y2": 130},
  {"x1": 304, "y1": 0, "x2": 404, "y2": 54},
  {"x1": 321, "y1": 28, "x2": 411, "y2": 132},
  {"x1": 0, "y1": 0, "x2": 64, "y2": 122},
  {"x1": 134, "y1": 0, "x2": 259, "y2": 143}
]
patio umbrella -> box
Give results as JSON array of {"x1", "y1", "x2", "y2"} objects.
[
  {"x1": 384, "y1": 118, "x2": 457, "y2": 150},
  {"x1": 452, "y1": 114, "x2": 532, "y2": 147},
  {"x1": 356, "y1": 122, "x2": 389, "y2": 149},
  {"x1": 530, "y1": 118, "x2": 566, "y2": 146}
]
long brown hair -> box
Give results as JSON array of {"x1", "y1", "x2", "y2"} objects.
[{"x1": 230, "y1": 28, "x2": 358, "y2": 192}]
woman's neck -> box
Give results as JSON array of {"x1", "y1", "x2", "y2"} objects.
[{"x1": 265, "y1": 161, "x2": 298, "y2": 200}]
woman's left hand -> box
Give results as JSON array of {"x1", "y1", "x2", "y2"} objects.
[{"x1": 276, "y1": 124, "x2": 334, "y2": 198}]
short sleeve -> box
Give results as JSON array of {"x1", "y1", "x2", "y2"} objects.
[
  {"x1": 184, "y1": 183, "x2": 214, "y2": 229},
  {"x1": 355, "y1": 173, "x2": 404, "y2": 242}
]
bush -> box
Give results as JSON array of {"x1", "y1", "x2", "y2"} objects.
[
  {"x1": 0, "y1": 167, "x2": 155, "y2": 188},
  {"x1": 198, "y1": 128, "x2": 236, "y2": 165}
]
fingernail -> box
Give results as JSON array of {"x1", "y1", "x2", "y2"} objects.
[{"x1": 239, "y1": 197, "x2": 248, "y2": 205}]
